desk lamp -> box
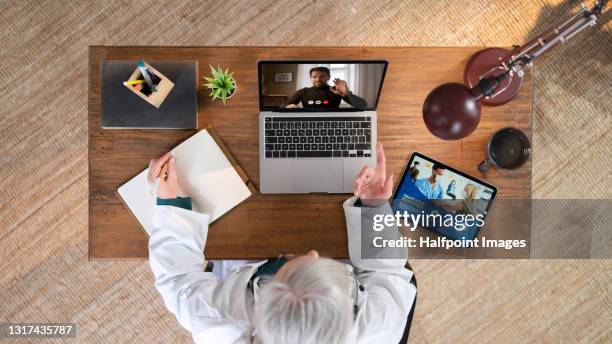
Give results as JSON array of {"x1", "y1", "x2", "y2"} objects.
[{"x1": 422, "y1": 0, "x2": 608, "y2": 140}]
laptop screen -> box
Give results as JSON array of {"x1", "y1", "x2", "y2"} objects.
[{"x1": 258, "y1": 61, "x2": 388, "y2": 111}]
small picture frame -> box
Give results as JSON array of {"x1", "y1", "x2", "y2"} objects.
[{"x1": 274, "y1": 72, "x2": 293, "y2": 83}]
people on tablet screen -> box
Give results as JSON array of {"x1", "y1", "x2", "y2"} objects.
[
  {"x1": 446, "y1": 179, "x2": 456, "y2": 199},
  {"x1": 414, "y1": 163, "x2": 445, "y2": 199},
  {"x1": 457, "y1": 183, "x2": 477, "y2": 215},
  {"x1": 408, "y1": 161, "x2": 420, "y2": 181},
  {"x1": 284, "y1": 67, "x2": 368, "y2": 109},
  {"x1": 412, "y1": 163, "x2": 482, "y2": 215}
]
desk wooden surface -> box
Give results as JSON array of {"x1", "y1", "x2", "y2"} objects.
[{"x1": 88, "y1": 47, "x2": 532, "y2": 259}]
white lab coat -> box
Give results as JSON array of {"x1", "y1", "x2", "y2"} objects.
[{"x1": 149, "y1": 196, "x2": 417, "y2": 344}]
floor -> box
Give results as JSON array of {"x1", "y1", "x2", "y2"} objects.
[{"x1": 0, "y1": 0, "x2": 610, "y2": 343}]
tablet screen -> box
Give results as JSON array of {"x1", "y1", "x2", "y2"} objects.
[{"x1": 391, "y1": 152, "x2": 497, "y2": 240}]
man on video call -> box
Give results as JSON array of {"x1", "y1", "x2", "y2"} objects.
[{"x1": 284, "y1": 67, "x2": 368, "y2": 109}]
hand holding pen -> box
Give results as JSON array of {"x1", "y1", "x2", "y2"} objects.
[{"x1": 147, "y1": 153, "x2": 178, "y2": 199}]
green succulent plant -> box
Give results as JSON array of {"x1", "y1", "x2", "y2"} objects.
[{"x1": 204, "y1": 65, "x2": 236, "y2": 104}]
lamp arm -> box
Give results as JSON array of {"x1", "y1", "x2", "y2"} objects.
[{"x1": 506, "y1": 1, "x2": 607, "y2": 72}]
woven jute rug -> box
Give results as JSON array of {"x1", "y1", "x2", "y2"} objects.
[{"x1": 0, "y1": 1, "x2": 610, "y2": 343}]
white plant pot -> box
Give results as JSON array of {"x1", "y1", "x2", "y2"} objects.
[{"x1": 226, "y1": 83, "x2": 236, "y2": 99}]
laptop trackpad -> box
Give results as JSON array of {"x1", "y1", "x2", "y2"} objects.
[{"x1": 293, "y1": 160, "x2": 343, "y2": 192}]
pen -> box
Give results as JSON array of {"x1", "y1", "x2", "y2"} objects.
[
  {"x1": 123, "y1": 79, "x2": 145, "y2": 86},
  {"x1": 137, "y1": 61, "x2": 156, "y2": 92},
  {"x1": 150, "y1": 161, "x2": 169, "y2": 196}
]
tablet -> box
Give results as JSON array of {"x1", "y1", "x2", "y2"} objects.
[{"x1": 391, "y1": 152, "x2": 497, "y2": 241}]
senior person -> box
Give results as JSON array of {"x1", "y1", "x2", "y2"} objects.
[{"x1": 148, "y1": 143, "x2": 416, "y2": 343}]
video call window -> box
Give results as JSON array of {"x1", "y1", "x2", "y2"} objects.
[{"x1": 259, "y1": 62, "x2": 387, "y2": 110}]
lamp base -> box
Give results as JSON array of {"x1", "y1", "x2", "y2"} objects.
[{"x1": 464, "y1": 48, "x2": 523, "y2": 106}]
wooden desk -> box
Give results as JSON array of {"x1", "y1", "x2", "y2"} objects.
[{"x1": 89, "y1": 47, "x2": 532, "y2": 260}]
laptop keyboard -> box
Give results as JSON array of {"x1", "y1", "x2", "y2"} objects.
[{"x1": 264, "y1": 116, "x2": 372, "y2": 158}]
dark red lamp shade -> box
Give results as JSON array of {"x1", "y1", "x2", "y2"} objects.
[{"x1": 422, "y1": 82, "x2": 481, "y2": 141}]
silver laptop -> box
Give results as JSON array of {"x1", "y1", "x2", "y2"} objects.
[{"x1": 259, "y1": 60, "x2": 388, "y2": 193}]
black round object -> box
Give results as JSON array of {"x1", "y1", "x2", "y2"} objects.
[
  {"x1": 488, "y1": 128, "x2": 531, "y2": 169},
  {"x1": 422, "y1": 83, "x2": 481, "y2": 140}
]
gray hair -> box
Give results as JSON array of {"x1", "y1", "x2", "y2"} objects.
[{"x1": 254, "y1": 258, "x2": 353, "y2": 344}]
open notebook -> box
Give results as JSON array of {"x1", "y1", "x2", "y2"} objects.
[{"x1": 118, "y1": 125, "x2": 252, "y2": 236}]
